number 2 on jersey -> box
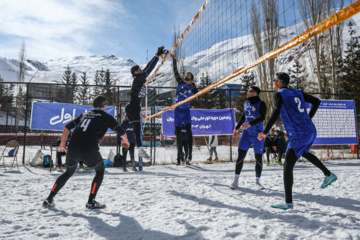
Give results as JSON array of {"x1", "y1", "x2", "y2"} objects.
[
  {"x1": 80, "y1": 119, "x2": 91, "y2": 131},
  {"x1": 294, "y1": 97, "x2": 305, "y2": 113}
]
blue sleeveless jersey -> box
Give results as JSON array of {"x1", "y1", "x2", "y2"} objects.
[
  {"x1": 277, "y1": 88, "x2": 316, "y2": 141},
  {"x1": 175, "y1": 83, "x2": 194, "y2": 109},
  {"x1": 243, "y1": 100, "x2": 264, "y2": 135}
]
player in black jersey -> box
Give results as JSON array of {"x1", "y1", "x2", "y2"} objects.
[
  {"x1": 42, "y1": 95, "x2": 130, "y2": 209},
  {"x1": 126, "y1": 46, "x2": 165, "y2": 159}
]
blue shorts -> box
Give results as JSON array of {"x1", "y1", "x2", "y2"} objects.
[
  {"x1": 174, "y1": 107, "x2": 191, "y2": 127},
  {"x1": 286, "y1": 131, "x2": 316, "y2": 158},
  {"x1": 238, "y1": 130, "x2": 264, "y2": 154}
]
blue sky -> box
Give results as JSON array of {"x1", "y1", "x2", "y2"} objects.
[{"x1": 0, "y1": 0, "x2": 205, "y2": 64}]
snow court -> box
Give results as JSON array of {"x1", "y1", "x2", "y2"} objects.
[{"x1": 1, "y1": 159, "x2": 359, "y2": 240}]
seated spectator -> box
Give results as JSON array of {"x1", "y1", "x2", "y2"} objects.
[{"x1": 264, "y1": 128, "x2": 278, "y2": 166}]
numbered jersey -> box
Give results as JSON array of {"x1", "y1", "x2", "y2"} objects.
[
  {"x1": 277, "y1": 88, "x2": 316, "y2": 141},
  {"x1": 65, "y1": 109, "x2": 124, "y2": 151},
  {"x1": 243, "y1": 99, "x2": 264, "y2": 135},
  {"x1": 174, "y1": 83, "x2": 195, "y2": 109}
]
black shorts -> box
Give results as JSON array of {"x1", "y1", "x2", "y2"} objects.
[
  {"x1": 125, "y1": 102, "x2": 141, "y2": 123},
  {"x1": 66, "y1": 149, "x2": 103, "y2": 168}
]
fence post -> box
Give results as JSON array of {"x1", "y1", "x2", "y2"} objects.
[
  {"x1": 229, "y1": 89, "x2": 232, "y2": 162},
  {"x1": 353, "y1": 95, "x2": 360, "y2": 159},
  {"x1": 22, "y1": 82, "x2": 30, "y2": 164}
]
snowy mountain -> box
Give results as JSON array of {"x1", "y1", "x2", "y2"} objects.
[{"x1": 0, "y1": 15, "x2": 359, "y2": 89}]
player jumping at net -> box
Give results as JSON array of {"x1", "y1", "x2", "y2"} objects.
[
  {"x1": 170, "y1": 54, "x2": 198, "y2": 165},
  {"x1": 257, "y1": 72, "x2": 338, "y2": 210},
  {"x1": 230, "y1": 86, "x2": 267, "y2": 190},
  {"x1": 126, "y1": 46, "x2": 165, "y2": 159},
  {"x1": 42, "y1": 95, "x2": 130, "y2": 209}
]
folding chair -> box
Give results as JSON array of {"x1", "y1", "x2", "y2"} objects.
[{"x1": 0, "y1": 140, "x2": 20, "y2": 172}]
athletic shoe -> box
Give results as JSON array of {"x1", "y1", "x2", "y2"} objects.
[
  {"x1": 176, "y1": 161, "x2": 181, "y2": 166},
  {"x1": 86, "y1": 199, "x2": 106, "y2": 209},
  {"x1": 266, "y1": 162, "x2": 270, "y2": 166},
  {"x1": 321, "y1": 173, "x2": 338, "y2": 188},
  {"x1": 255, "y1": 182, "x2": 265, "y2": 190},
  {"x1": 185, "y1": 160, "x2": 191, "y2": 165},
  {"x1": 278, "y1": 161, "x2": 283, "y2": 166},
  {"x1": 139, "y1": 150, "x2": 150, "y2": 159},
  {"x1": 42, "y1": 199, "x2": 54, "y2": 208},
  {"x1": 132, "y1": 166, "x2": 138, "y2": 171},
  {"x1": 230, "y1": 180, "x2": 238, "y2": 189},
  {"x1": 271, "y1": 202, "x2": 293, "y2": 210}
]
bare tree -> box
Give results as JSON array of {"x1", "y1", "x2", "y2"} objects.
[
  {"x1": 250, "y1": 0, "x2": 280, "y2": 121},
  {"x1": 15, "y1": 40, "x2": 26, "y2": 132},
  {"x1": 299, "y1": 0, "x2": 327, "y2": 92}
]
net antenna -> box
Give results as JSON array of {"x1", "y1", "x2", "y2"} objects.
[{"x1": 145, "y1": 0, "x2": 360, "y2": 119}]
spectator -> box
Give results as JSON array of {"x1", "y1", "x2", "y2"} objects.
[
  {"x1": 206, "y1": 135, "x2": 219, "y2": 163},
  {"x1": 40, "y1": 132, "x2": 46, "y2": 149},
  {"x1": 118, "y1": 115, "x2": 137, "y2": 171},
  {"x1": 264, "y1": 128, "x2": 278, "y2": 166},
  {"x1": 274, "y1": 127, "x2": 287, "y2": 165}
]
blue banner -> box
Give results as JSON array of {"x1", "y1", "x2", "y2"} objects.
[
  {"x1": 30, "y1": 102, "x2": 115, "y2": 131},
  {"x1": 307, "y1": 100, "x2": 358, "y2": 145},
  {"x1": 162, "y1": 109, "x2": 236, "y2": 136}
]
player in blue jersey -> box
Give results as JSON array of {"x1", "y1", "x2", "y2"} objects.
[
  {"x1": 258, "y1": 72, "x2": 337, "y2": 210},
  {"x1": 230, "y1": 86, "x2": 267, "y2": 190},
  {"x1": 170, "y1": 54, "x2": 198, "y2": 165}
]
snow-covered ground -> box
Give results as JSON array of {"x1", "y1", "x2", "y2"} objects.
[{"x1": 1, "y1": 144, "x2": 359, "y2": 239}]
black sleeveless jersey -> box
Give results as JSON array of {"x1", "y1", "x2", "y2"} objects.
[{"x1": 65, "y1": 109, "x2": 125, "y2": 151}]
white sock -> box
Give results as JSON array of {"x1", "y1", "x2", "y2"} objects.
[
  {"x1": 234, "y1": 174, "x2": 240, "y2": 181},
  {"x1": 256, "y1": 177, "x2": 260, "y2": 183}
]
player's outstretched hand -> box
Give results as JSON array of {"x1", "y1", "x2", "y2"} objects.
[
  {"x1": 156, "y1": 46, "x2": 165, "y2": 56},
  {"x1": 57, "y1": 145, "x2": 68, "y2": 154},
  {"x1": 257, "y1": 133, "x2": 266, "y2": 141}
]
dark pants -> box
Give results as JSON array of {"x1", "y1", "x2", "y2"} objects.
[
  {"x1": 265, "y1": 147, "x2": 276, "y2": 162},
  {"x1": 122, "y1": 143, "x2": 135, "y2": 166},
  {"x1": 47, "y1": 161, "x2": 105, "y2": 203},
  {"x1": 175, "y1": 124, "x2": 193, "y2": 162},
  {"x1": 283, "y1": 149, "x2": 331, "y2": 203},
  {"x1": 235, "y1": 149, "x2": 263, "y2": 178},
  {"x1": 56, "y1": 151, "x2": 66, "y2": 167}
]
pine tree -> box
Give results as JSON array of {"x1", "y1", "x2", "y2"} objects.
[
  {"x1": 191, "y1": 73, "x2": 216, "y2": 109},
  {"x1": 0, "y1": 75, "x2": 11, "y2": 111},
  {"x1": 71, "y1": 72, "x2": 78, "y2": 101},
  {"x1": 61, "y1": 66, "x2": 72, "y2": 101},
  {"x1": 215, "y1": 90, "x2": 227, "y2": 109},
  {"x1": 288, "y1": 59, "x2": 307, "y2": 91},
  {"x1": 102, "y1": 69, "x2": 115, "y2": 105},
  {"x1": 342, "y1": 21, "x2": 360, "y2": 111},
  {"x1": 76, "y1": 72, "x2": 90, "y2": 105},
  {"x1": 93, "y1": 70, "x2": 102, "y2": 96},
  {"x1": 235, "y1": 71, "x2": 255, "y2": 120}
]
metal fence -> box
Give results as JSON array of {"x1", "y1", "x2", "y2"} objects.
[{"x1": 0, "y1": 81, "x2": 359, "y2": 167}]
